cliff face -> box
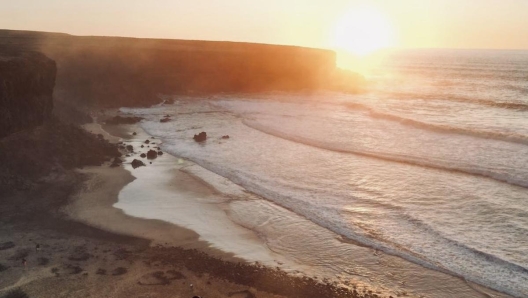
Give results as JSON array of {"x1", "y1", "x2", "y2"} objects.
[
  {"x1": 0, "y1": 51, "x2": 56, "y2": 137},
  {"x1": 0, "y1": 30, "x2": 344, "y2": 108}
]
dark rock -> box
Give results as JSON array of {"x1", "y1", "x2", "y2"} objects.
[
  {"x1": 144, "y1": 139, "x2": 150, "y2": 144},
  {"x1": 141, "y1": 145, "x2": 144, "y2": 148},
  {"x1": 65, "y1": 264, "x2": 83, "y2": 275},
  {"x1": 131, "y1": 159, "x2": 145, "y2": 169},
  {"x1": 105, "y1": 116, "x2": 143, "y2": 125},
  {"x1": 160, "y1": 118, "x2": 170, "y2": 123},
  {"x1": 0, "y1": 242, "x2": 15, "y2": 251},
  {"x1": 37, "y1": 257, "x2": 49, "y2": 266},
  {"x1": 147, "y1": 150, "x2": 158, "y2": 159},
  {"x1": 112, "y1": 267, "x2": 128, "y2": 276},
  {"x1": 158, "y1": 151, "x2": 163, "y2": 155},
  {"x1": 126, "y1": 145, "x2": 133, "y2": 151},
  {"x1": 140, "y1": 153, "x2": 146, "y2": 158},
  {"x1": 69, "y1": 252, "x2": 91, "y2": 261},
  {"x1": 222, "y1": 135, "x2": 230, "y2": 139},
  {"x1": 113, "y1": 157, "x2": 123, "y2": 164},
  {"x1": 3, "y1": 288, "x2": 29, "y2": 298},
  {"x1": 132, "y1": 132, "x2": 137, "y2": 135},
  {"x1": 193, "y1": 132, "x2": 207, "y2": 142}
]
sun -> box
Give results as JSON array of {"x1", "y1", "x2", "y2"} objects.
[{"x1": 330, "y1": 6, "x2": 394, "y2": 56}]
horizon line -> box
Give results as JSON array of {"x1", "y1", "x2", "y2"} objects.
[{"x1": 2, "y1": 27, "x2": 528, "y2": 52}]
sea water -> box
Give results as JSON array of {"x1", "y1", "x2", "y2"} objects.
[{"x1": 117, "y1": 49, "x2": 528, "y2": 297}]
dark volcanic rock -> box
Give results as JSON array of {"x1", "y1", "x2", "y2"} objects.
[
  {"x1": 0, "y1": 242, "x2": 15, "y2": 251},
  {"x1": 222, "y1": 135, "x2": 230, "y2": 139},
  {"x1": 140, "y1": 153, "x2": 146, "y2": 158},
  {"x1": 0, "y1": 52, "x2": 56, "y2": 138},
  {"x1": 147, "y1": 150, "x2": 158, "y2": 159},
  {"x1": 131, "y1": 159, "x2": 145, "y2": 169},
  {"x1": 112, "y1": 267, "x2": 127, "y2": 276},
  {"x1": 110, "y1": 157, "x2": 123, "y2": 167},
  {"x1": 193, "y1": 132, "x2": 207, "y2": 142},
  {"x1": 105, "y1": 116, "x2": 143, "y2": 125},
  {"x1": 144, "y1": 139, "x2": 150, "y2": 144},
  {"x1": 157, "y1": 151, "x2": 163, "y2": 155},
  {"x1": 126, "y1": 145, "x2": 133, "y2": 151}
]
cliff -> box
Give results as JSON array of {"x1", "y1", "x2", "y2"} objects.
[
  {"x1": 0, "y1": 48, "x2": 119, "y2": 192},
  {"x1": 0, "y1": 30, "x2": 360, "y2": 108},
  {"x1": 0, "y1": 51, "x2": 56, "y2": 137}
]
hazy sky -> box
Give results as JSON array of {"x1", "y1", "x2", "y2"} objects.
[{"x1": 2, "y1": 0, "x2": 528, "y2": 51}]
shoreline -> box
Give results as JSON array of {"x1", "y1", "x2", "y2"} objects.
[
  {"x1": 0, "y1": 112, "x2": 513, "y2": 298},
  {"x1": 105, "y1": 106, "x2": 515, "y2": 298},
  {"x1": 0, "y1": 116, "x2": 370, "y2": 298}
]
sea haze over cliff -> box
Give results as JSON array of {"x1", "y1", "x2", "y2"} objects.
[
  {"x1": 0, "y1": 29, "x2": 363, "y2": 109},
  {"x1": 118, "y1": 49, "x2": 528, "y2": 297}
]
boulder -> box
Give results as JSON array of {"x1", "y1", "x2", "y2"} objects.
[
  {"x1": 222, "y1": 135, "x2": 230, "y2": 139},
  {"x1": 160, "y1": 118, "x2": 170, "y2": 123},
  {"x1": 140, "y1": 153, "x2": 146, "y2": 158},
  {"x1": 158, "y1": 151, "x2": 163, "y2": 155},
  {"x1": 126, "y1": 145, "x2": 133, "y2": 151},
  {"x1": 193, "y1": 132, "x2": 207, "y2": 142},
  {"x1": 147, "y1": 150, "x2": 158, "y2": 159},
  {"x1": 110, "y1": 157, "x2": 123, "y2": 167},
  {"x1": 131, "y1": 159, "x2": 145, "y2": 169},
  {"x1": 144, "y1": 139, "x2": 150, "y2": 144}
]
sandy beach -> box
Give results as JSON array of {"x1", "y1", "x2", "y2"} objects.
[
  {"x1": 1, "y1": 112, "x2": 514, "y2": 298},
  {"x1": 0, "y1": 118, "x2": 380, "y2": 298}
]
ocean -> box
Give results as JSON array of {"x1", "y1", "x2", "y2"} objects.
[{"x1": 116, "y1": 49, "x2": 528, "y2": 297}]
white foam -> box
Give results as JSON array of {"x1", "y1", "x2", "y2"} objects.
[{"x1": 121, "y1": 97, "x2": 528, "y2": 297}]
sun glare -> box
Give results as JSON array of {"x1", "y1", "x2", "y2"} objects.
[{"x1": 331, "y1": 6, "x2": 394, "y2": 56}]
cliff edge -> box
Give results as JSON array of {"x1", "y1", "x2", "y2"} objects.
[
  {"x1": 0, "y1": 51, "x2": 56, "y2": 138},
  {"x1": 0, "y1": 30, "x2": 363, "y2": 108}
]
